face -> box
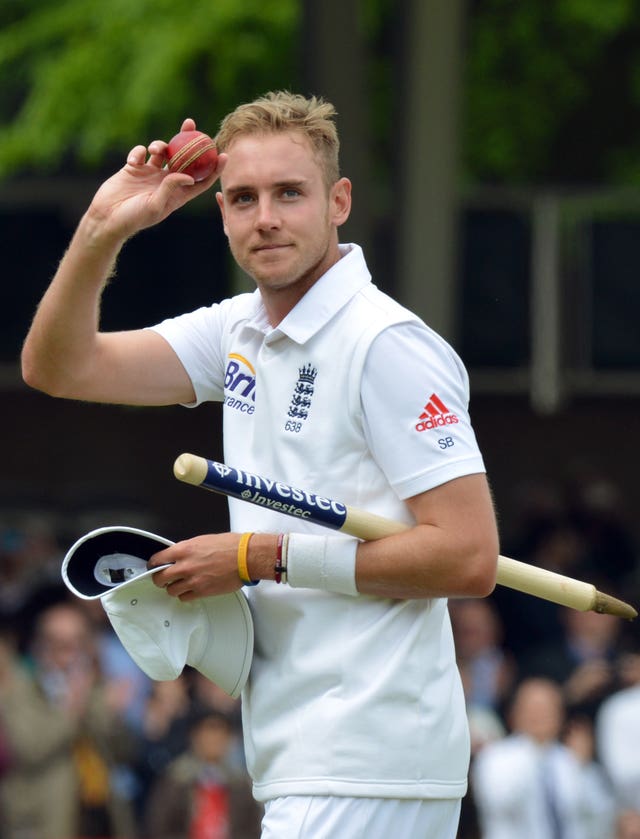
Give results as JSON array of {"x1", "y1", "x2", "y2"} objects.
[
  {"x1": 216, "y1": 131, "x2": 351, "y2": 321},
  {"x1": 191, "y1": 717, "x2": 233, "y2": 763},
  {"x1": 34, "y1": 606, "x2": 93, "y2": 673},
  {"x1": 451, "y1": 599, "x2": 501, "y2": 657},
  {"x1": 510, "y1": 679, "x2": 565, "y2": 744}
]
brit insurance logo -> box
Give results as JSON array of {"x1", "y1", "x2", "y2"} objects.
[
  {"x1": 284, "y1": 363, "x2": 317, "y2": 433},
  {"x1": 224, "y1": 353, "x2": 256, "y2": 415},
  {"x1": 415, "y1": 393, "x2": 459, "y2": 432}
]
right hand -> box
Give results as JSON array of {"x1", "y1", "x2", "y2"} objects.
[{"x1": 86, "y1": 117, "x2": 227, "y2": 243}]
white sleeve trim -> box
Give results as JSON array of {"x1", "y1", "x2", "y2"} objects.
[
  {"x1": 394, "y1": 456, "x2": 487, "y2": 500},
  {"x1": 361, "y1": 322, "x2": 485, "y2": 497}
]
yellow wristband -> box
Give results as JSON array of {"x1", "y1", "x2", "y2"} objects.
[{"x1": 237, "y1": 532, "x2": 259, "y2": 586}]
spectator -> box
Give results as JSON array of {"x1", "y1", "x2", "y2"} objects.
[
  {"x1": 596, "y1": 649, "x2": 640, "y2": 812},
  {"x1": 0, "y1": 514, "x2": 61, "y2": 623},
  {"x1": 190, "y1": 670, "x2": 243, "y2": 724},
  {"x1": 135, "y1": 674, "x2": 194, "y2": 813},
  {"x1": 472, "y1": 677, "x2": 615, "y2": 839},
  {"x1": 615, "y1": 809, "x2": 640, "y2": 839},
  {"x1": 493, "y1": 514, "x2": 584, "y2": 659},
  {"x1": 144, "y1": 708, "x2": 262, "y2": 839},
  {"x1": 451, "y1": 599, "x2": 513, "y2": 839},
  {"x1": 0, "y1": 601, "x2": 138, "y2": 838},
  {"x1": 0, "y1": 627, "x2": 18, "y2": 839},
  {"x1": 79, "y1": 597, "x2": 154, "y2": 820},
  {"x1": 450, "y1": 598, "x2": 516, "y2": 721},
  {"x1": 566, "y1": 472, "x2": 638, "y2": 591},
  {"x1": 190, "y1": 670, "x2": 247, "y2": 772},
  {"x1": 519, "y1": 606, "x2": 623, "y2": 719},
  {"x1": 79, "y1": 597, "x2": 153, "y2": 732}
]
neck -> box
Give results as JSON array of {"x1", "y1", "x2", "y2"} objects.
[
  {"x1": 260, "y1": 241, "x2": 343, "y2": 327},
  {"x1": 260, "y1": 276, "x2": 319, "y2": 327}
]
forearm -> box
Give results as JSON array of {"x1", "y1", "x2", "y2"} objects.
[
  {"x1": 241, "y1": 475, "x2": 499, "y2": 599},
  {"x1": 151, "y1": 476, "x2": 499, "y2": 601},
  {"x1": 246, "y1": 527, "x2": 497, "y2": 600},
  {"x1": 21, "y1": 212, "x2": 126, "y2": 397},
  {"x1": 21, "y1": 132, "x2": 221, "y2": 401},
  {"x1": 355, "y1": 473, "x2": 498, "y2": 599},
  {"x1": 354, "y1": 524, "x2": 498, "y2": 599}
]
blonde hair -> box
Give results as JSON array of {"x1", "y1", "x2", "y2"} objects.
[{"x1": 215, "y1": 91, "x2": 340, "y2": 186}]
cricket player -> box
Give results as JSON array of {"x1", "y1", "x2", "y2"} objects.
[{"x1": 22, "y1": 91, "x2": 499, "y2": 837}]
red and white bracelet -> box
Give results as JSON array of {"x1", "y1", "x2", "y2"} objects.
[{"x1": 274, "y1": 532, "x2": 289, "y2": 584}]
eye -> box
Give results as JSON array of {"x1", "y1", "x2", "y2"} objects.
[
  {"x1": 232, "y1": 193, "x2": 255, "y2": 205},
  {"x1": 282, "y1": 187, "x2": 301, "y2": 199}
]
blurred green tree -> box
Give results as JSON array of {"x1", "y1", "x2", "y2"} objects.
[
  {"x1": 0, "y1": 0, "x2": 299, "y2": 175},
  {"x1": 463, "y1": 0, "x2": 640, "y2": 184},
  {"x1": 2, "y1": 0, "x2": 640, "y2": 185}
]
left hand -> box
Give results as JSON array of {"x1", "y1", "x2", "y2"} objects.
[{"x1": 147, "y1": 533, "x2": 243, "y2": 601}]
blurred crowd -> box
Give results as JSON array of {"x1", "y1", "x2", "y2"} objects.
[
  {"x1": 0, "y1": 469, "x2": 638, "y2": 839},
  {"x1": 0, "y1": 511, "x2": 263, "y2": 839},
  {"x1": 455, "y1": 471, "x2": 640, "y2": 839}
]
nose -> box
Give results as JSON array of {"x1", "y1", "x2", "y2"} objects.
[{"x1": 254, "y1": 196, "x2": 281, "y2": 231}]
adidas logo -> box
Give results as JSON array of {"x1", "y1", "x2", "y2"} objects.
[{"x1": 415, "y1": 393, "x2": 459, "y2": 432}]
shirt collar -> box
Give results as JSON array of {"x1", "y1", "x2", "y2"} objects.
[{"x1": 245, "y1": 244, "x2": 371, "y2": 345}]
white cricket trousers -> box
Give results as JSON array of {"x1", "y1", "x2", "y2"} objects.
[{"x1": 261, "y1": 796, "x2": 462, "y2": 839}]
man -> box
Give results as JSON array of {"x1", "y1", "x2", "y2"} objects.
[
  {"x1": 143, "y1": 708, "x2": 262, "y2": 838},
  {"x1": 596, "y1": 649, "x2": 640, "y2": 812},
  {"x1": 472, "y1": 677, "x2": 615, "y2": 839},
  {"x1": 22, "y1": 91, "x2": 499, "y2": 837},
  {"x1": 0, "y1": 603, "x2": 138, "y2": 838}
]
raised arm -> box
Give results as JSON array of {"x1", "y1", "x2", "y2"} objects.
[{"x1": 21, "y1": 119, "x2": 227, "y2": 406}]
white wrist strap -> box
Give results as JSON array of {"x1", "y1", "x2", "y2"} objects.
[{"x1": 286, "y1": 534, "x2": 358, "y2": 596}]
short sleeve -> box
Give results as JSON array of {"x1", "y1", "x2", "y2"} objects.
[
  {"x1": 361, "y1": 321, "x2": 486, "y2": 499},
  {"x1": 148, "y1": 305, "x2": 228, "y2": 406}
]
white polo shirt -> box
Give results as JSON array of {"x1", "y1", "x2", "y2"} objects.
[
  {"x1": 152, "y1": 243, "x2": 486, "y2": 802},
  {"x1": 596, "y1": 684, "x2": 640, "y2": 809}
]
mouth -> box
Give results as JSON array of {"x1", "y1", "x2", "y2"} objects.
[{"x1": 252, "y1": 243, "x2": 292, "y2": 253}]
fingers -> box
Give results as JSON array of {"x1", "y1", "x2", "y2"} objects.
[
  {"x1": 126, "y1": 144, "x2": 149, "y2": 166},
  {"x1": 149, "y1": 559, "x2": 199, "y2": 600},
  {"x1": 149, "y1": 563, "x2": 186, "y2": 596},
  {"x1": 159, "y1": 159, "x2": 224, "y2": 202},
  {"x1": 163, "y1": 577, "x2": 189, "y2": 598},
  {"x1": 126, "y1": 140, "x2": 167, "y2": 172},
  {"x1": 148, "y1": 545, "x2": 196, "y2": 595},
  {"x1": 178, "y1": 152, "x2": 227, "y2": 192},
  {"x1": 146, "y1": 534, "x2": 244, "y2": 600},
  {"x1": 166, "y1": 581, "x2": 203, "y2": 602},
  {"x1": 124, "y1": 130, "x2": 223, "y2": 185},
  {"x1": 122, "y1": 143, "x2": 198, "y2": 204},
  {"x1": 148, "y1": 545, "x2": 177, "y2": 574},
  {"x1": 133, "y1": 119, "x2": 198, "y2": 166},
  {"x1": 147, "y1": 150, "x2": 168, "y2": 170}
]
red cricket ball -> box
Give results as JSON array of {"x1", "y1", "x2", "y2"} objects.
[{"x1": 166, "y1": 130, "x2": 218, "y2": 182}]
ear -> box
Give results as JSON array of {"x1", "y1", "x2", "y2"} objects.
[
  {"x1": 215, "y1": 191, "x2": 229, "y2": 236},
  {"x1": 330, "y1": 177, "x2": 352, "y2": 228}
]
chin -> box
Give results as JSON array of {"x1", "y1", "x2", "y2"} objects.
[{"x1": 251, "y1": 262, "x2": 300, "y2": 288}]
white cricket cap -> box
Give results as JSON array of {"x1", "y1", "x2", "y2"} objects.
[{"x1": 61, "y1": 526, "x2": 253, "y2": 698}]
